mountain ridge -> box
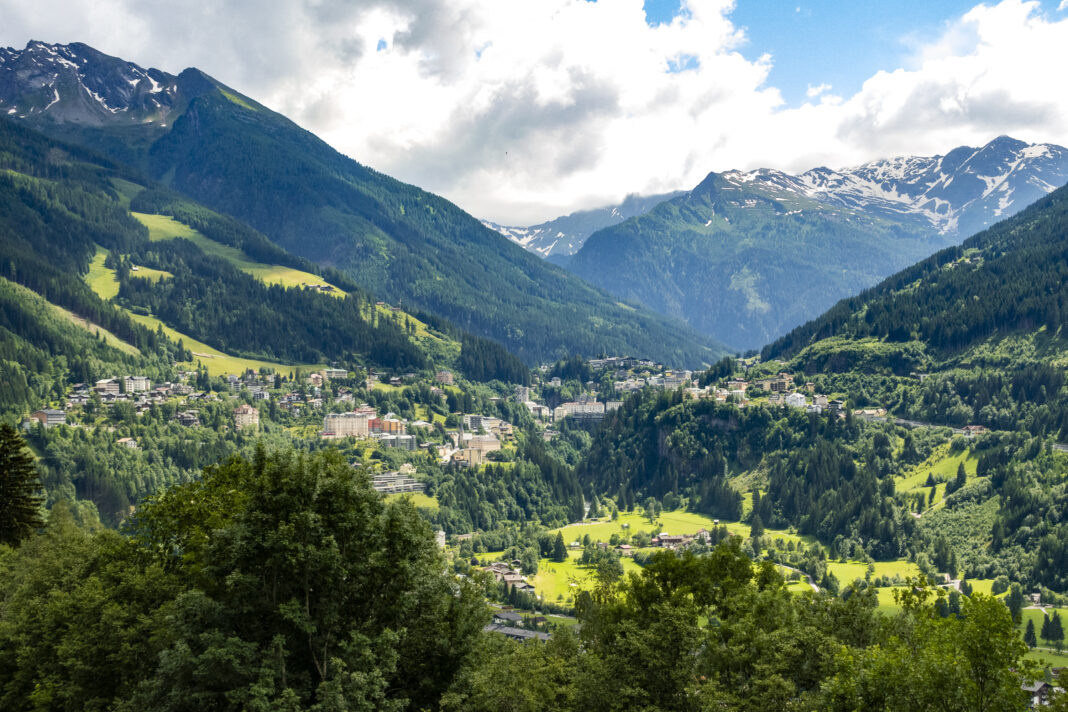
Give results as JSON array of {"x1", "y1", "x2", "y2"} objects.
[
  {"x1": 0, "y1": 40, "x2": 722, "y2": 367},
  {"x1": 566, "y1": 135, "x2": 1068, "y2": 351},
  {"x1": 482, "y1": 190, "x2": 685, "y2": 259}
]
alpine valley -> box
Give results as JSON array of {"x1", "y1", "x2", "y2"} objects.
[
  {"x1": 3, "y1": 30, "x2": 1068, "y2": 712},
  {"x1": 555, "y1": 136, "x2": 1068, "y2": 350},
  {"x1": 0, "y1": 40, "x2": 721, "y2": 367}
]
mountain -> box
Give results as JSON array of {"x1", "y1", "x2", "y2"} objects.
[
  {"x1": 763, "y1": 180, "x2": 1068, "y2": 375},
  {"x1": 756, "y1": 181, "x2": 1068, "y2": 590},
  {"x1": 482, "y1": 191, "x2": 684, "y2": 260},
  {"x1": 0, "y1": 113, "x2": 487, "y2": 414},
  {"x1": 0, "y1": 40, "x2": 722, "y2": 367},
  {"x1": 566, "y1": 137, "x2": 1068, "y2": 351},
  {"x1": 577, "y1": 183, "x2": 1068, "y2": 593}
]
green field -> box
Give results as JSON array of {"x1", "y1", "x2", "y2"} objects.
[
  {"x1": 127, "y1": 311, "x2": 321, "y2": 377},
  {"x1": 374, "y1": 303, "x2": 461, "y2": 366},
  {"x1": 531, "y1": 550, "x2": 644, "y2": 605},
  {"x1": 827, "y1": 559, "x2": 921, "y2": 585},
  {"x1": 86, "y1": 247, "x2": 120, "y2": 300},
  {"x1": 470, "y1": 509, "x2": 962, "y2": 611},
  {"x1": 132, "y1": 212, "x2": 346, "y2": 296},
  {"x1": 109, "y1": 177, "x2": 144, "y2": 207},
  {"x1": 85, "y1": 242, "x2": 323, "y2": 377},
  {"x1": 129, "y1": 265, "x2": 172, "y2": 282},
  {"x1": 898, "y1": 444, "x2": 979, "y2": 512},
  {"x1": 384, "y1": 492, "x2": 439, "y2": 510}
]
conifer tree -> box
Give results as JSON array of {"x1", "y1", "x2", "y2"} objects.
[
  {"x1": 0, "y1": 423, "x2": 44, "y2": 547},
  {"x1": 1052, "y1": 611, "x2": 1065, "y2": 652},
  {"x1": 1025, "y1": 619, "x2": 1038, "y2": 648},
  {"x1": 750, "y1": 513, "x2": 765, "y2": 539},
  {"x1": 1006, "y1": 585, "x2": 1025, "y2": 625},
  {"x1": 552, "y1": 531, "x2": 568, "y2": 563}
]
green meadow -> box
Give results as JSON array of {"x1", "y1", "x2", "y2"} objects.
[{"x1": 132, "y1": 212, "x2": 347, "y2": 296}]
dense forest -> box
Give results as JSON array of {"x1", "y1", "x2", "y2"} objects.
[
  {"x1": 0, "y1": 115, "x2": 545, "y2": 420},
  {"x1": 0, "y1": 444, "x2": 1048, "y2": 711},
  {"x1": 117, "y1": 239, "x2": 426, "y2": 368},
  {"x1": 0, "y1": 121, "x2": 172, "y2": 357},
  {"x1": 576, "y1": 392, "x2": 920, "y2": 559}
]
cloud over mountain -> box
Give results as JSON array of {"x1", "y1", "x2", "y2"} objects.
[{"x1": 3, "y1": 0, "x2": 1067, "y2": 223}]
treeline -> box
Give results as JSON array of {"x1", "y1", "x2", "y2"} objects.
[
  {"x1": 0, "y1": 443, "x2": 1048, "y2": 710},
  {"x1": 458, "y1": 333, "x2": 530, "y2": 385},
  {"x1": 0, "y1": 122, "x2": 170, "y2": 355},
  {"x1": 922, "y1": 431, "x2": 1068, "y2": 591},
  {"x1": 576, "y1": 391, "x2": 921, "y2": 558},
  {"x1": 0, "y1": 447, "x2": 486, "y2": 710},
  {"x1": 449, "y1": 545, "x2": 1040, "y2": 712},
  {"x1": 118, "y1": 238, "x2": 426, "y2": 368},
  {"x1": 128, "y1": 187, "x2": 366, "y2": 295},
  {"x1": 764, "y1": 182, "x2": 1068, "y2": 361},
  {"x1": 0, "y1": 278, "x2": 178, "y2": 418},
  {"x1": 427, "y1": 438, "x2": 584, "y2": 534}
]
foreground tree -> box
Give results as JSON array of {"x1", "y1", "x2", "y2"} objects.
[
  {"x1": 0, "y1": 423, "x2": 44, "y2": 547},
  {"x1": 824, "y1": 580, "x2": 1037, "y2": 712},
  {"x1": 0, "y1": 447, "x2": 487, "y2": 711}
]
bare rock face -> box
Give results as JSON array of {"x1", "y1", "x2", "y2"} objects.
[{"x1": 0, "y1": 40, "x2": 182, "y2": 127}]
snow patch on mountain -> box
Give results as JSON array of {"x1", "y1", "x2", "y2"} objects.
[
  {"x1": 0, "y1": 40, "x2": 181, "y2": 127},
  {"x1": 717, "y1": 137, "x2": 1068, "y2": 239},
  {"x1": 483, "y1": 190, "x2": 686, "y2": 258}
]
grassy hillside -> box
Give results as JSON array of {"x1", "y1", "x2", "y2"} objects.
[
  {"x1": 708, "y1": 185, "x2": 1068, "y2": 595},
  {"x1": 0, "y1": 116, "x2": 472, "y2": 407},
  {"x1": 42, "y1": 78, "x2": 721, "y2": 366},
  {"x1": 0, "y1": 276, "x2": 171, "y2": 416},
  {"x1": 763, "y1": 184, "x2": 1068, "y2": 363},
  {"x1": 133, "y1": 212, "x2": 346, "y2": 296}
]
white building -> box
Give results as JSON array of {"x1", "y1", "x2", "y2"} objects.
[
  {"x1": 124, "y1": 376, "x2": 151, "y2": 392},
  {"x1": 322, "y1": 412, "x2": 371, "y2": 438},
  {"x1": 233, "y1": 404, "x2": 260, "y2": 430}
]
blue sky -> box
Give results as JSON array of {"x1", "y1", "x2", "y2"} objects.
[{"x1": 646, "y1": 0, "x2": 1064, "y2": 104}]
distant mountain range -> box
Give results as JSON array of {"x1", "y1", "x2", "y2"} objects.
[
  {"x1": 0, "y1": 40, "x2": 721, "y2": 367},
  {"x1": 563, "y1": 136, "x2": 1068, "y2": 350},
  {"x1": 482, "y1": 191, "x2": 684, "y2": 260}
]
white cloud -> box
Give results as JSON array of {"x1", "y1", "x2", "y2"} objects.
[
  {"x1": 806, "y1": 82, "x2": 831, "y2": 98},
  {"x1": 1, "y1": 0, "x2": 1067, "y2": 224}
]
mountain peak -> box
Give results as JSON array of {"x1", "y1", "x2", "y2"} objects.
[
  {"x1": 0, "y1": 39, "x2": 182, "y2": 126},
  {"x1": 984, "y1": 134, "x2": 1028, "y2": 152}
]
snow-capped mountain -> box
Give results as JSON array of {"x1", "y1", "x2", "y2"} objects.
[
  {"x1": 0, "y1": 40, "x2": 185, "y2": 126},
  {"x1": 483, "y1": 191, "x2": 684, "y2": 259},
  {"x1": 719, "y1": 136, "x2": 1068, "y2": 240},
  {"x1": 566, "y1": 135, "x2": 1068, "y2": 351},
  {"x1": 490, "y1": 136, "x2": 1068, "y2": 261}
]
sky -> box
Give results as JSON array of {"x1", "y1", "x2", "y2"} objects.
[{"x1": 2, "y1": 0, "x2": 1068, "y2": 224}]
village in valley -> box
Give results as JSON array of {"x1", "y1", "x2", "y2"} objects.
[{"x1": 22, "y1": 348, "x2": 1011, "y2": 644}]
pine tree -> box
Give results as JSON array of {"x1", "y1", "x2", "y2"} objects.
[
  {"x1": 1041, "y1": 613, "x2": 1053, "y2": 644},
  {"x1": 552, "y1": 532, "x2": 568, "y2": 563},
  {"x1": 750, "y1": 513, "x2": 765, "y2": 539},
  {"x1": 1006, "y1": 585, "x2": 1025, "y2": 625},
  {"x1": 1052, "y1": 611, "x2": 1065, "y2": 652},
  {"x1": 1024, "y1": 619, "x2": 1037, "y2": 648},
  {"x1": 0, "y1": 424, "x2": 44, "y2": 547}
]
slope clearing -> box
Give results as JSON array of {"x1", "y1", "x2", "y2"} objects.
[{"x1": 133, "y1": 212, "x2": 347, "y2": 296}]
